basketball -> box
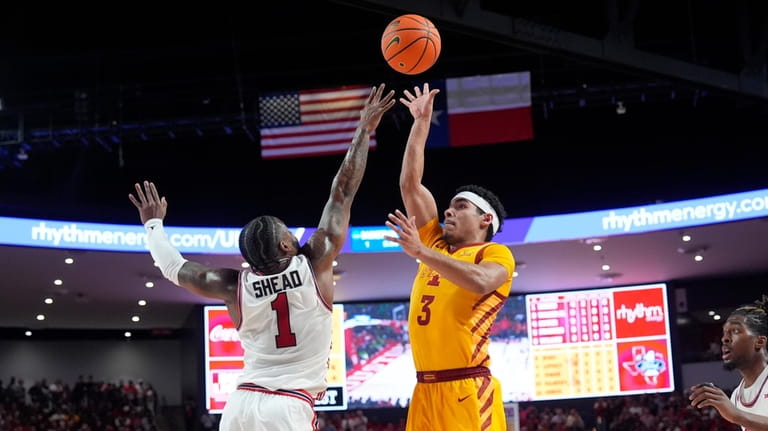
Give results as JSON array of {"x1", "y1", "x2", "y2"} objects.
[{"x1": 381, "y1": 14, "x2": 441, "y2": 75}]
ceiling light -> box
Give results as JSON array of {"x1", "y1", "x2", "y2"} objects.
[
  {"x1": 36, "y1": 314, "x2": 45, "y2": 321},
  {"x1": 124, "y1": 332, "x2": 132, "y2": 338},
  {"x1": 694, "y1": 254, "x2": 703, "y2": 262},
  {"x1": 16, "y1": 147, "x2": 29, "y2": 161},
  {"x1": 513, "y1": 271, "x2": 519, "y2": 278},
  {"x1": 53, "y1": 279, "x2": 63, "y2": 286},
  {"x1": 333, "y1": 260, "x2": 338, "y2": 267},
  {"x1": 240, "y1": 262, "x2": 249, "y2": 268},
  {"x1": 131, "y1": 316, "x2": 140, "y2": 322},
  {"x1": 145, "y1": 281, "x2": 154, "y2": 288},
  {"x1": 708, "y1": 310, "x2": 715, "y2": 316},
  {"x1": 713, "y1": 314, "x2": 721, "y2": 320},
  {"x1": 677, "y1": 245, "x2": 708, "y2": 256},
  {"x1": 44, "y1": 297, "x2": 53, "y2": 305},
  {"x1": 601, "y1": 264, "x2": 611, "y2": 271},
  {"x1": 64, "y1": 257, "x2": 74, "y2": 264},
  {"x1": 592, "y1": 244, "x2": 602, "y2": 251},
  {"x1": 24, "y1": 330, "x2": 32, "y2": 337},
  {"x1": 138, "y1": 300, "x2": 147, "y2": 306},
  {"x1": 616, "y1": 101, "x2": 626, "y2": 115},
  {"x1": 681, "y1": 234, "x2": 691, "y2": 242},
  {"x1": 597, "y1": 272, "x2": 623, "y2": 282}
]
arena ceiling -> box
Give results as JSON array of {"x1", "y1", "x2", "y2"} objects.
[{"x1": 0, "y1": 1, "x2": 766, "y2": 333}]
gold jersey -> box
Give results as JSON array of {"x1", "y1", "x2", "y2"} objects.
[{"x1": 408, "y1": 218, "x2": 515, "y2": 372}]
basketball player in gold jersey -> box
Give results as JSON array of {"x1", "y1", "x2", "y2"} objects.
[{"x1": 385, "y1": 83, "x2": 515, "y2": 431}]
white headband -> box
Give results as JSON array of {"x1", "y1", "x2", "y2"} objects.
[{"x1": 452, "y1": 191, "x2": 500, "y2": 236}]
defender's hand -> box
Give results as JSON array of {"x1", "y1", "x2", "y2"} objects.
[{"x1": 128, "y1": 181, "x2": 168, "y2": 224}]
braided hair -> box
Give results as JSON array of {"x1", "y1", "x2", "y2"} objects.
[
  {"x1": 729, "y1": 294, "x2": 768, "y2": 353},
  {"x1": 239, "y1": 215, "x2": 291, "y2": 274}
]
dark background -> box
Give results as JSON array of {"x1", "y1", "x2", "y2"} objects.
[{"x1": 1, "y1": 1, "x2": 766, "y2": 229}]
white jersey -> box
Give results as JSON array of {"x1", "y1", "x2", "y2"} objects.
[
  {"x1": 730, "y1": 364, "x2": 768, "y2": 431},
  {"x1": 236, "y1": 254, "x2": 332, "y2": 396}
]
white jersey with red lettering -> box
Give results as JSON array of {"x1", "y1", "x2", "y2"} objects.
[{"x1": 235, "y1": 254, "x2": 333, "y2": 397}]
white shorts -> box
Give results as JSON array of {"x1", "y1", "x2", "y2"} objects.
[{"x1": 219, "y1": 384, "x2": 317, "y2": 431}]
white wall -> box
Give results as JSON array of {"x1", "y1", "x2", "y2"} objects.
[{"x1": 0, "y1": 339, "x2": 183, "y2": 405}]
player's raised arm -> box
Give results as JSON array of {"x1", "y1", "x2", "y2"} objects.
[
  {"x1": 129, "y1": 181, "x2": 238, "y2": 305},
  {"x1": 398, "y1": 83, "x2": 440, "y2": 229},
  {"x1": 305, "y1": 84, "x2": 395, "y2": 303}
]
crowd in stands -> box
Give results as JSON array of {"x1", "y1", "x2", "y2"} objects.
[
  {"x1": 0, "y1": 376, "x2": 158, "y2": 431},
  {"x1": 2, "y1": 373, "x2": 742, "y2": 431},
  {"x1": 519, "y1": 389, "x2": 741, "y2": 431},
  {"x1": 190, "y1": 388, "x2": 741, "y2": 431}
]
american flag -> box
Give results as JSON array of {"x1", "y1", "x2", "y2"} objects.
[{"x1": 258, "y1": 85, "x2": 375, "y2": 159}]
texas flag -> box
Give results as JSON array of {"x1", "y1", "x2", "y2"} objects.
[{"x1": 427, "y1": 71, "x2": 533, "y2": 148}]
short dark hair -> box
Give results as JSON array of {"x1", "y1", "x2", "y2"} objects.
[
  {"x1": 239, "y1": 215, "x2": 286, "y2": 274},
  {"x1": 455, "y1": 184, "x2": 507, "y2": 241},
  {"x1": 729, "y1": 294, "x2": 768, "y2": 352}
]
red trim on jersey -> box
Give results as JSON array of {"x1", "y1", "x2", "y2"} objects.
[
  {"x1": 473, "y1": 291, "x2": 507, "y2": 310},
  {"x1": 474, "y1": 244, "x2": 492, "y2": 264},
  {"x1": 471, "y1": 300, "x2": 506, "y2": 333},
  {"x1": 236, "y1": 383, "x2": 316, "y2": 407},
  {"x1": 235, "y1": 270, "x2": 244, "y2": 330},
  {"x1": 736, "y1": 368, "x2": 768, "y2": 408},
  {"x1": 416, "y1": 366, "x2": 490, "y2": 383},
  {"x1": 447, "y1": 241, "x2": 489, "y2": 254},
  {"x1": 305, "y1": 256, "x2": 333, "y2": 313}
]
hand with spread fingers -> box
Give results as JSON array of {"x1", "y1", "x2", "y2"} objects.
[
  {"x1": 385, "y1": 209, "x2": 425, "y2": 260},
  {"x1": 360, "y1": 83, "x2": 396, "y2": 132},
  {"x1": 399, "y1": 82, "x2": 440, "y2": 121},
  {"x1": 128, "y1": 181, "x2": 168, "y2": 224}
]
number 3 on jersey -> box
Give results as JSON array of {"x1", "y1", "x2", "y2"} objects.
[
  {"x1": 417, "y1": 295, "x2": 435, "y2": 325},
  {"x1": 271, "y1": 292, "x2": 297, "y2": 348}
]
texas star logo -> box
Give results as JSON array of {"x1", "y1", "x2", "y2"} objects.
[{"x1": 621, "y1": 346, "x2": 667, "y2": 385}]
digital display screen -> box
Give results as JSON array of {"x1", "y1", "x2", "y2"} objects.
[
  {"x1": 203, "y1": 282, "x2": 674, "y2": 412},
  {"x1": 203, "y1": 304, "x2": 347, "y2": 413},
  {"x1": 524, "y1": 283, "x2": 674, "y2": 400}
]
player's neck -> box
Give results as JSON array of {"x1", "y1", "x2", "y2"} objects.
[{"x1": 740, "y1": 360, "x2": 767, "y2": 387}]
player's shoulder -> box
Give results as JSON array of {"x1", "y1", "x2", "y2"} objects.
[{"x1": 484, "y1": 241, "x2": 514, "y2": 257}]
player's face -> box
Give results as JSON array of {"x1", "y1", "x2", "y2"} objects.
[
  {"x1": 721, "y1": 315, "x2": 758, "y2": 371},
  {"x1": 280, "y1": 227, "x2": 300, "y2": 255},
  {"x1": 442, "y1": 198, "x2": 484, "y2": 244}
]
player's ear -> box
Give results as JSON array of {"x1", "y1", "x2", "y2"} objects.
[
  {"x1": 756, "y1": 335, "x2": 767, "y2": 352},
  {"x1": 481, "y1": 213, "x2": 493, "y2": 228}
]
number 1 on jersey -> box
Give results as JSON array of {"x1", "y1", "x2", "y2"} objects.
[{"x1": 271, "y1": 292, "x2": 297, "y2": 348}]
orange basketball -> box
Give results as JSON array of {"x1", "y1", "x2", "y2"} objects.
[{"x1": 381, "y1": 14, "x2": 441, "y2": 75}]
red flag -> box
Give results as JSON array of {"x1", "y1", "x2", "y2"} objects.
[
  {"x1": 258, "y1": 85, "x2": 374, "y2": 159},
  {"x1": 427, "y1": 71, "x2": 533, "y2": 148}
]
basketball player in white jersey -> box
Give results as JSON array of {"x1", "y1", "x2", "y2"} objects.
[
  {"x1": 129, "y1": 83, "x2": 395, "y2": 431},
  {"x1": 689, "y1": 295, "x2": 768, "y2": 431}
]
